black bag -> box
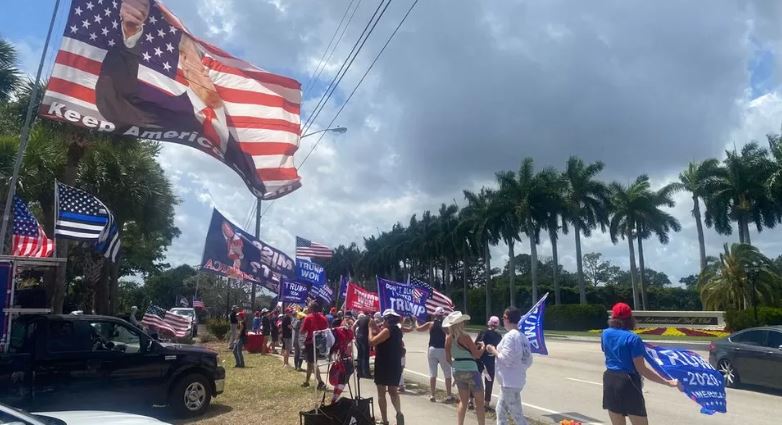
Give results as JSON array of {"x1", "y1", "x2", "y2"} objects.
[{"x1": 300, "y1": 397, "x2": 374, "y2": 425}]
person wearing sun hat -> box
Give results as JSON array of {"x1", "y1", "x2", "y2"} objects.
[
  {"x1": 443, "y1": 311, "x2": 486, "y2": 425},
  {"x1": 415, "y1": 306, "x2": 455, "y2": 403},
  {"x1": 601, "y1": 302, "x2": 679, "y2": 425},
  {"x1": 369, "y1": 309, "x2": 405, "y2": 425}
]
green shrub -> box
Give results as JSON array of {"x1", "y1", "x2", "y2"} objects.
[
  {"x1": 198, "y1": 333, "x2": 218, "y2": 343},
  {"x1": 725, "y1": 307, "x2": 782, "y2": 332},
  {"x1": 207, "y1": 318, "x2": 230, "y2": 340},
  {"x1": 545, "y1": 304, "x2": 608, "y2": 331}
]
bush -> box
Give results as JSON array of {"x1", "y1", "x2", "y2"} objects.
[
  {"x1": 198, "y1": 333, "x2": 218, "y2": 343},
  {"x1": 207, "y1": 318, "x2": 230, "y2": 340},
  {"x1": 725, "y1": 307, "x2": 782, "y2": 332},
  {"x1": 545, "y1": 304, "x2": 608, "y2": 331}
]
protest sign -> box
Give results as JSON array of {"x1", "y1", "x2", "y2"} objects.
[
  {"x1": 200, "y1": 209, "x2": 294, "y2": 293},
  {"x1": 519, "y1": 293, "x2": 549, "y2": 355},
  {"x1": 345, "y1": 282, "x2": 380, "y2": 312},
  {"x1": 377, "y1": 277, "x2": 430, "y2": 322},
  {"x1": 644, "y1": 344, "x2": 727, "y2": 414}
]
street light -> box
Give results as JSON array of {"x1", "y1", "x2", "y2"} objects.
[
  {"x1": 747, "y1": 261, "x2": 761, "y2": 324},
  {"x1": 301, "y1": 126, "x2": 348, "y2": 139}
]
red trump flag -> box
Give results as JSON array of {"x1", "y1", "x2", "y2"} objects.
[
  {"x1": 40, "y1": 0, "x2": 302, "y2": 199},
  {"x1": 344, "y1": 282, "x2": 380, "y2": 313}
]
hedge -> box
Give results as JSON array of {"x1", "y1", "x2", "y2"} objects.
[
  {"x1": 725, "y1": 307, "x2": 782, "y2": 332},
  {"x1": 207, "y1": 318, "x2": 230, "y2": 340},
  {"x1": 544, "y1": 304, "x2": 608, "y2": 331}
]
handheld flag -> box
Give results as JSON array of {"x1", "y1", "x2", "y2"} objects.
[
  {"x1": 644, "y1": 344, "x2": 726, "y2": 414},
  {"x1": 141, "y1": 305, "x2": 191, "y2": 338},
  {"x1": 378, "y1": 276, "x2": 430, "y2": 322},
  {"x1": 519, "y1": 293, "x2": 549, "y2": 355},
  {"x1": 12, "y1": 196, "x2": 55, "y2": 257},
  {"x1": 40, "y1": 0, "x2": 302, "y2": 200},
  {"x1": 344, "y1": 282, "x2": 379, "y2": 312},
  {"x1": 409, "y1": 277, "x2": 454, "y2": 315}
]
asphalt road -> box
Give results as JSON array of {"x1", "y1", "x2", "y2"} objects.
[{"x1": 397, "y1": 331, "x2": 781, "y2": 424}]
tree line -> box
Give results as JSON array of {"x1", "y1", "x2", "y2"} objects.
[{"x1": 324, "y1": 144, "x2": 782, "y2": 314}]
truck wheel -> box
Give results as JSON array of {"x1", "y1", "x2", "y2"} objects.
[{"x1": 170, "y1": 373, "x2": 211, "y2": 417}]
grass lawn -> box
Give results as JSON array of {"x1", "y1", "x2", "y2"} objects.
[{"x1": 172, "y1": 343, "x2": 321, "y2": 425}]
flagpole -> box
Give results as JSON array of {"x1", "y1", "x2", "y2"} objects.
[
  {"x1": 0, "y1": 0, "x2": 61, "y2": 254},
  {"x1": 251, "y1": 196, "x2": 261, "y2": 311}
]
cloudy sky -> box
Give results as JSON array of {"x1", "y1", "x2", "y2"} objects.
[{"x1": 3, "y1": 0, "x2": 782, "y2": 284}]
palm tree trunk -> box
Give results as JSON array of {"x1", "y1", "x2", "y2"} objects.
[
  {"x1": 637, "y1": 233, "x2": 647, "y2": 310},
  {"x1": 741, "y1": 218, "x2": 752, "y2": 246},
  {"x1": 462, "y1": 255, "x2": 468, "y2": 313},
  {"x1": 530, "y1": 234, "x2": 539, "y2": 304},
  {"x1": 550, "y1": 229, "x2": 561, "y2": 305},
  {"x1": 627, "y1": 229, "x2": 639, "y2": 309},
  {"x1": 484, "y1": 241, "x2": 491, "y2": 322},
  {"x1": 574, "y1": 222, "x2": 587, "y2": 304},
  {"x1": 444, "y1": 258, "x2": 450, "y2": 292},
  {"x1": 507, "y1": 238, "x2": 516, "y2": 307},
  {"x1": 693, "y1": 195, "x2": 707, "y2": 272}
]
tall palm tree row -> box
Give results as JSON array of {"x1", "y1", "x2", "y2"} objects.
[{"x1": 325, "y1": 141, "x2": 782, "y2": 312}]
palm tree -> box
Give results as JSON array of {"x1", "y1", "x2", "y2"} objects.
[
  {"x1": 699, "y1": 243, "x2": 782, "y2": 310},
  {"x1": 436, "y1": 203, "x2": 459, "y2": 293},
  {"x1": 635, "y1": 182, "x2": 681, "y2": 309},
  {"x1": 676, "y1": 160, "x2": 720, "y2": 272},
  {"x1": 493, "y1": 172, "x2": 523, "y2": 307},
  {"x1": 462, "y1": 188, "x2": 500, "y2": 321},
  {"x1": 536, "y1": 168, "x2": 568, "y2": 305},
  {"x1": 704, "y1": 143, "x2": 778, "y2": 245},
  {"x1": 0, "y1": 38, "x2": 20, "y2": 102},
  {"x1": 608, "y1": 175, "x2": 650, "y2": 309},
  {"x1": 563, "y1": 157, "x2": 609, "y2": 304},
  {"x1": 768, "y1": 135, "x2": 782, "y2": 205}
]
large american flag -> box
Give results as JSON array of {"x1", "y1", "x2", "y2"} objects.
[
  {"x1": 296, "y1": 236, "x2": 333, "y2": 259},
  {"x1": 40, "y1": 0, "x2": 302, "y2": 200},
  {"x1": 141, "y1": 305, "x2": 191, "y2": 337},
  {"x1": 12, "y1": 196, "x2": 55, "y2": 257},
  {"x1": 410, "y1": 277, "x2": 454, "y2": 315}
]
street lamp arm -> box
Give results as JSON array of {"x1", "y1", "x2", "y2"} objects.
[{"x1": 301, "y1": 126, "x2": 348, "y2": 139}]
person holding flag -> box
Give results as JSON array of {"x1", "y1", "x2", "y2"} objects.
[
  {"x1": 601, "y1": 303, "x2": 680, "y2": 425},
  {"x1": 414, "y1": 307, "x2": 455, "y2": 403},
  {"x1": 486, "y1": 307, "x2": 533, "y2": 425}
]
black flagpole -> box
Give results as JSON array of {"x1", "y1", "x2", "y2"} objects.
[{"x1": 0, "y1": 0, "x2": 62, "y2": 253}]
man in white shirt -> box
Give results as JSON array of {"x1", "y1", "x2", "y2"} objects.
[{"x1": 486, "y1": 306, "x2": 533, "y2": 425}]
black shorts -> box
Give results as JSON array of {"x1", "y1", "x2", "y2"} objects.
[
  {"x1": 304, "y1": 342, "x2": 315, "y2": 363},
  {"x1": 603, "y1": 370, "x2": 646, "y2": 417}
]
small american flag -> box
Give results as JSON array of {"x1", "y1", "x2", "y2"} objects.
[
  {"x1": 410, "y1": 277, "x2": 454, "y2": 315},
  {"x1": 141, "y1": 305, "x2": 191, "y2": 337},
  {"x1": 12, "y1": 196, "x2": 55, "y2": 257},
  {"x1": 39, "y1": 0, "x2": 302, "y2": 200},
  {"x1": 296, "y1": 236, "x2": 333, "y2": 259},
  {"x1": 192, "y1": 299, "x2": 205, "y2": 309}
]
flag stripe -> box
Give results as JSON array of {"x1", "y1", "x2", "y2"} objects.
[
  {"x1": 215, "y1": 86, "x2": 300, "y2": 114},
  {"x1": 55, "y1": 50, "x2": 103, "y2": 75},
  {"x1": 59, "y1": 211, "x2": 109, "y2": 224},
  {"x1": 47, "y1": 77, "x2": 96, "y2": 104},
  {"x1": 228, "y1": 116, "x2": 301, "y2": 134},
  {"x1": 238, "y1": 141, "x2": 298, "y2": 156},
  {"x1": 258, "y1": 167, "x2": 299, "y2": 181}
]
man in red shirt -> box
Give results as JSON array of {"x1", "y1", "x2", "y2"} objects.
[{"x1": 300, "y1": 301, "x2": 329, "y2": 389}]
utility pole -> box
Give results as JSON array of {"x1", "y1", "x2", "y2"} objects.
[{"x1": 251, "y1": 196, "x2": 261, "y2": 311}]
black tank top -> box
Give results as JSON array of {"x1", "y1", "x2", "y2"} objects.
[{"x1": 429, "y1": 319, "x2": 446, "y2": 348}]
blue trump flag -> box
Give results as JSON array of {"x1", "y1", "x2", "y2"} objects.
[
  {"x1": 200, "y1": 209, "x2": 294, "y2": 294},
  {"x1": 280, "y1": 278, "x2": 310, "y2": 304},
  {"x1": 644, "y1": 344, "x2": 726, "y2": 415},
  {"x1": 310, "y1": 280, "x2": 334, "y2": 306},
  {"x1": 377, "y1": 277, "x2": 430, "y2": 323},
  {"x1": 296, "y1": 259, "x2": 326, "y2": 286},
  {"x1": 337, "y1": 275, "x2": 348, "y2": 304},
  {"x1": 519, "y1": 293, "x2": 549, "y2": 355}
]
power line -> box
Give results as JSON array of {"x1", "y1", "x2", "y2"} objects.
[
  {"x1": 302, "y1": 0, "x2": 361, "y2": 96},
  {"x1": 300, "y1": 0, "x2": 392, "y2": 136},
  {"x1": 262, "y1": 0, "x2": 420, "y2": 219}
]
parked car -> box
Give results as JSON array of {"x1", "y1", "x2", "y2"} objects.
[
  {"x1": 708, "y1": 325, "x2": 782, "y2": 390},
  {"x1": 0, "y1": 314, "x2": 224, "y2": 418},
  {"x1": 0, "y1": 402, "x2": 170, "y2": 425},
  {"x1": 170, "y1": 308, "x2": 198, "y2": 337}
]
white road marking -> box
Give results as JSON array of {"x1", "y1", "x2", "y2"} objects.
[
  {"x1": 402, "y1": 368, "x2": 604, "y2": 424},
  {"x1": 567, "y1": 377, "x2": 603, "y2": 386}
]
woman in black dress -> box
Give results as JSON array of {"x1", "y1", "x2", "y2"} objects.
[{"x1": 369, "y1": 309, "x2": 405, "y2": 425}]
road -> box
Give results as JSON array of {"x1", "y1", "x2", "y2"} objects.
[{"x1": 395, "y1": 332, "x2": 781, "y2": 424}]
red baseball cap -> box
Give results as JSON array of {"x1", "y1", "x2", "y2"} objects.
[{"x1": 611, "y1": 303, "x2": 632, "y2": 319}]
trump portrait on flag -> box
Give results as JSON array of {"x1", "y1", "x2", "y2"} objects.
[{"x1": 40, "y1": 0, "x2": 303, "y2": 200}]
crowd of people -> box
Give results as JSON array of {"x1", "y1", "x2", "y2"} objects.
[{"x1": 221, "y1": 300, "x2": 680, "y2": 425}]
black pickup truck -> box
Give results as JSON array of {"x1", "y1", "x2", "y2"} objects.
[{"x1": 0, "y1": 314, "x2": 225, "y2": 417}]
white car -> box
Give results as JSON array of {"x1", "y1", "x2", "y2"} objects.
[{"x1": 0, "y1": 403, "x2": 170, "y2": 425}]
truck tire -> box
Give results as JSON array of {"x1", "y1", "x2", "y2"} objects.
[{"x1": 169, "y1": 373, "x2": 212, "y2": 418}]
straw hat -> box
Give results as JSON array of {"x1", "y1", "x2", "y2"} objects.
[{"x1": 442, "y1": 311, "x2": 470, "y2": 327}]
